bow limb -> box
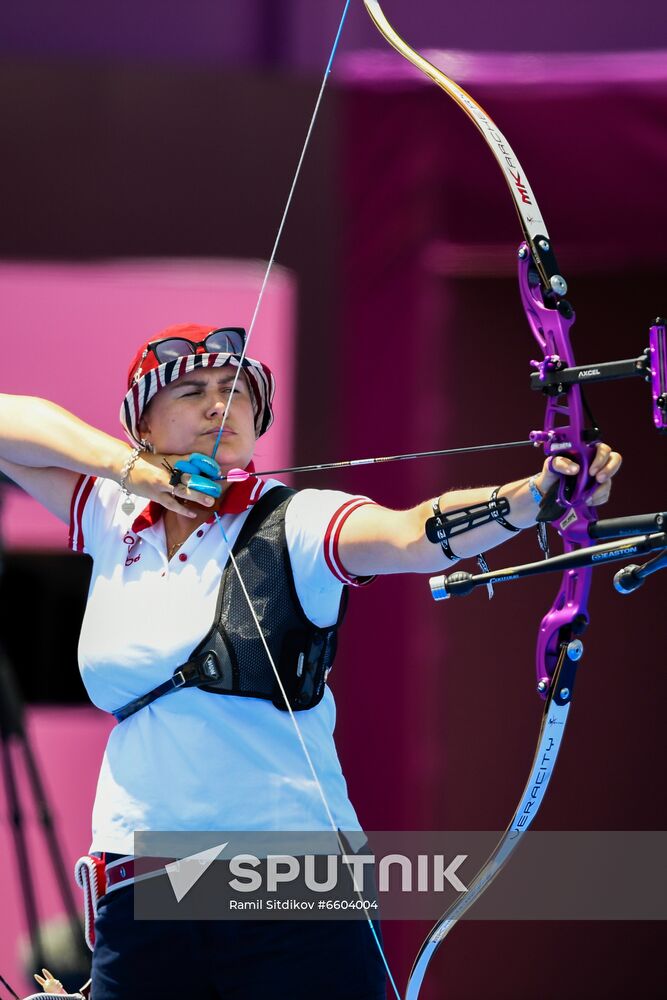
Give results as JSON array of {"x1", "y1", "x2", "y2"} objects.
[{"x1": 364, "y1": 0, "x2": 566, "y2": 295}]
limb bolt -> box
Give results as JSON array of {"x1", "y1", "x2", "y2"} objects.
[
  {"x1": 567, "y1": 639, "x2": 584, "y2": 661},
  {"x1": 550, "y1": 275, "x2": 568, "y2": 296}
]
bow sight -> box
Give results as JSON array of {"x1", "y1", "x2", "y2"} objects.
[{"x1": 529, "y1": 316, "x2": 667, "y2": 433}]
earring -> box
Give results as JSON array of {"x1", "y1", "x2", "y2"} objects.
[{"x1": 140, "y1": 438, "x2": 155, "y2": 454}]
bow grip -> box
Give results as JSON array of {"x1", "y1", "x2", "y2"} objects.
[{"x1": 536, "y1": 444, "x2": 599, "y2": 537}]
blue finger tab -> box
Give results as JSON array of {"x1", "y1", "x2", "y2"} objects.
[
  {"x1": 188, "y1": 474, "x2": 222, "y2": 498},
  {"x1": 189, "y1": 452, "x2": 222, "y2": 479},
  {"x1": 174, "y1": 460, "x2": 200, "y2": 477}
]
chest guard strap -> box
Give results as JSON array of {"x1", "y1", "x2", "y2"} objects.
[{"x1": 113, "y1": 487, "x2": 347, "y2": 722}]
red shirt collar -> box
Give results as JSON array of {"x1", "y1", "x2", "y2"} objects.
[{"x1": 131, "y1": 462, "x2": 262, "y2": 534}]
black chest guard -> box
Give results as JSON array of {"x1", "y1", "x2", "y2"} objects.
[{"x1": 112, "y1": 486, "x2": 347, "y2": 722}]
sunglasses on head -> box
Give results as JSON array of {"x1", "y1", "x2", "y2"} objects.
[{"x1": 147, "y1": 327, "x2": 246, "y2": 365}]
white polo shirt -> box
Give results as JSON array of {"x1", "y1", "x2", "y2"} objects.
[{"x1": 69, "y1": 472, "x2": 373, "y2": 855}]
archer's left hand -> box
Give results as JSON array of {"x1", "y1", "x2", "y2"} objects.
[{"x1": 537, "y1": 442, "x2": 623, "y2": 506}]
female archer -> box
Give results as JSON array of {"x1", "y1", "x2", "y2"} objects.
[{"x1": 0, "y1": 323, "x2": 621, "y2": 1000}]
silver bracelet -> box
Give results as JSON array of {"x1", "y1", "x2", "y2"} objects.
[{"x1": 120, "y1": 446, "x2": 142, "y2": 515}]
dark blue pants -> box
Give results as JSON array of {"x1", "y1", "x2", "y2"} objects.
[{"x1": 92, "y1": 884, "x2": 388, "y2": 1000}]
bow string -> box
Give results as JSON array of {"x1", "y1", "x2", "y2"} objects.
[{"x1": 203, "y1": 3, "x2": 402, "y2": 997}]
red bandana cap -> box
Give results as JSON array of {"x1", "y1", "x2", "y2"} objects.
[{"x1": 119, "y1": 323, "x2": 275, "y2": 446}]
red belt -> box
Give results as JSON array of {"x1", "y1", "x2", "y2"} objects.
[{"x1": 105, "y1": 855, "x2": 174, "y2": 892}]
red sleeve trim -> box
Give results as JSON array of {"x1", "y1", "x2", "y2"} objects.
[
  {"x1": 68, "y1": 474, "x2": 96, "y2": 552},
  {"x1": 323, "y1": 498, "x2": 376, "y2": 586}
]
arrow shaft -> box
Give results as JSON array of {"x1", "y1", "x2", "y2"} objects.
[{"x1": 225, "y1": 438, "x2": 534, "y2": 481}]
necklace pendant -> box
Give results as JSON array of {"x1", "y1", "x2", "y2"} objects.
[{"x1": 122, "y1": 496, "x2": 136, "y2": 515}]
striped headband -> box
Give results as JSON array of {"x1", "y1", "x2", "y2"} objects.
[{"x1": 119, "y1": 350, "x2": 275, "y2": 447}]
